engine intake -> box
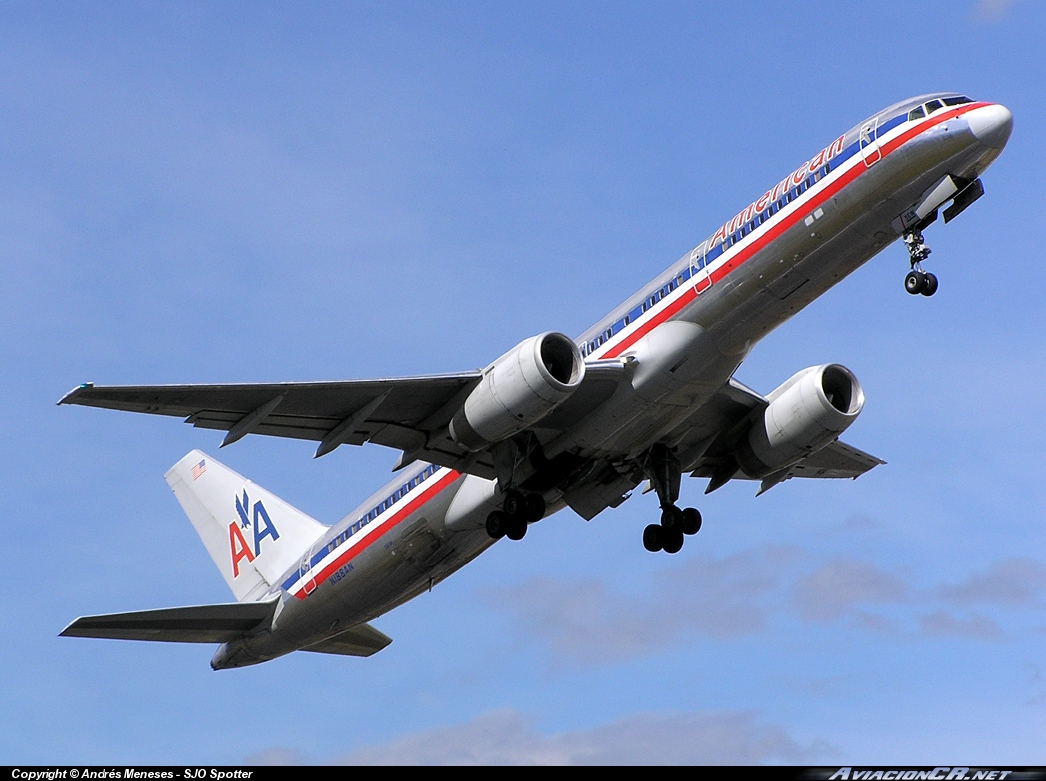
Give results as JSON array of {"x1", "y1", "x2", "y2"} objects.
[
  {"x1": 736, "y1": 363, "x2": 864, "y2": 478},
  {"x1": 450, "y1": 332, "x2": 585, "y2": 452}
]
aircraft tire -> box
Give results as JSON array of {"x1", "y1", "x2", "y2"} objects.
[
  {"x1": 904, "y1": 271, "x2": 926, "y2": 295},
  {"x1": 503, "y1": 490, "x2": 525, "y2": 517},
  {"x1": 506, "y1": 516, "x2": 527, "y2": 541},
  {"x1": 662, "y1": 529, "x2": 685, "y2": 554},
  {"x1": 921, "y1": 272, "x2": 938, "y2": 296},
  {"x1": 485, "y1": 511, "x2": 508, "y2": 540},
  {"x1": 660, "y1": 505, "x2": 684, "y2": 531},
  {"x1": 643, "y1": 524, "x2": 663, "y2": 552},
  {"x1": 523, "y1": 493, "x2": 546, "y2": 522},
  {"x1": 681, "y1": 507, "x2": 702, "y2": 535}
]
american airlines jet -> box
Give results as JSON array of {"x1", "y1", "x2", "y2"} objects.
[{"x1": 60, "y1": 93, "x2": 1012, "y2": 668}]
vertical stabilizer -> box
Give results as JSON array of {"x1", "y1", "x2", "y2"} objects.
[{"x1": 166, "y1": 450, "x2": 327, "y2": 602}]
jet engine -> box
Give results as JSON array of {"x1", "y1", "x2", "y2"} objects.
[
  {"x1": 735, "y1": 364, "x2": 864, "y2": 477},
  {"x1": 450, "y1": 332, "x2": 585, "y2": 452}
]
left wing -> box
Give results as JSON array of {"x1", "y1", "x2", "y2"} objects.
[
  {"x1": 60, "y1": 374, "x2": 487, "y2": 470},
  {"x1": 58, "y1": 363, "x2": 626, "y2": 479}
]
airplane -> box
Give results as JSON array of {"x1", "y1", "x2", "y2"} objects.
[{"x1": 59, "y1": 93, "x2": 1013, "y2": 669}]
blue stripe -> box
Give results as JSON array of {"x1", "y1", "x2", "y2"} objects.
[{"x1": 279, "y1": 463, "x2": 442, "y2": 592}]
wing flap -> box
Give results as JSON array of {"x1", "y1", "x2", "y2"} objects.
[
  {"x1": 785, "y1": 439, "x2": 885, "y2": 478},
  {"x1": 302, "y1": 623, "x2": 392, "y2": 657},
  {"x1": 59, "y1": 600, "x2": 278, "y2": 644}
]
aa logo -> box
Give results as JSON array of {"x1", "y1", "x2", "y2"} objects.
[{"x1": 228, "y1": 489, "x2": 281, "y2": 577}]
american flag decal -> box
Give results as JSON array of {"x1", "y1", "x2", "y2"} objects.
[{"x1": 191, "y1": 459, "x2": 207, "y2": 480}]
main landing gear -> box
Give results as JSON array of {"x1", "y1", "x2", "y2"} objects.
[
  {"x1": 902, "y1": 230, "x2": 938, "y2": 297},
  {"x1": 643, "y1": 506, "x2": 702, "y2": 554},
  {"x1": 486, "y1": 489, "x2": 546, "y2": 541},
  {"x1": 641, "y1": 443, "x2": 703, "y2": 554}
]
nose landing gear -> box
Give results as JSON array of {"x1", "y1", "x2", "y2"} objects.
[{"x1": 902, "y1": 230, "x2": 938, "y2": 297}]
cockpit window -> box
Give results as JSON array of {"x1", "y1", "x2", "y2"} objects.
[
  {"x1": 942, "y1": 96, "x2": 973, "y2": 106},
  {"x1": 908, "y1": 106, "x2": 926, "y2": 121},
  {"x1": 924, "y1": 100, "x2": 943, "y2": 115}
]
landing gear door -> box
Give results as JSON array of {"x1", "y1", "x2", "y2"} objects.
[
  {"x1": 860, "y1": 117, "x2": 881, "y2": 166},
  {"x1": 690, "y1": 243, "x2": 712, "y2": 295}
]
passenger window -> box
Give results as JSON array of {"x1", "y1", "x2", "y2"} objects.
[
  {"x1": 925, "y1": 100, "x2": 943, "y2": 115},
  {"x1": 908, "y1": 106, "x2": 925, "y2": 120}
]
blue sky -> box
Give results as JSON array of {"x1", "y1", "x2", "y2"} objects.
[{"x1": 2, "y1": 0, "x2": 1044, "y2": 764}]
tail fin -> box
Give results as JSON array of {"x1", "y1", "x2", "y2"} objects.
[{"x1": 166, "y1": 450, "x2": 327, "y2": 602}]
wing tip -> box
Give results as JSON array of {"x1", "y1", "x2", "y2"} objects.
[
  {"x1": 57, "y1": 383, "x2": 94, "y2": 406},
  {"x1": 58, "y1": 617, "x2": 88, "y2": 637}
]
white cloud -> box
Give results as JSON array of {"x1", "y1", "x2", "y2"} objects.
[
  {"x1": 918, "y1": 610, "x2": 1003, "y2": 640},
  {"x1": 489, "y1": 547, "x2": 1043, "y2": 662},
  {"x1": 976, "y1": 0, "x2": 1018, "y2": 22},
  {"x1": 334, "y1": 708, "x2": 824, "y2": 765},
  {"x1": 243, "y1": 748, "x2": 307, "y2": 765},
  {"x1": 937, "y1": 558, "x2": 1046, "y2": 607},
  {"x1": 792, "y1": 558, "x2": 908, "y2": 622},
  {"x1": 488, "y1": 545, "x2": 802, "y2": 665}
]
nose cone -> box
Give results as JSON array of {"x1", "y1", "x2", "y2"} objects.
[{"x1": 967, "y1": 103, "x2": 1013, "y2": 149}]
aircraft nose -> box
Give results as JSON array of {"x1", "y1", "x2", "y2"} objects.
[{"x1": 966, "y1": 103, "x2": 1013, "y2": 149}]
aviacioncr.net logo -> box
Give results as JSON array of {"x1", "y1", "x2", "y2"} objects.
[{"x1": 828, "y1": 770, "x2": 1019, "y2": 781}]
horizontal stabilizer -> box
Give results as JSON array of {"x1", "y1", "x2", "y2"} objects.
[
  {"x1": 60, "y1": 599, "x2": 278, "y2": 644},
  {"x1": 302, "y1": 623, "x2": 392, "y2": 657}
]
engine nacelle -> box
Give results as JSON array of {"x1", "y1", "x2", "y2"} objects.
[
  {"x1": 450, "y1": 332, "x2": 585, "y2": 452},
  {"x1": 736, "y1": 364, "x2": 864, "y2": 478}
]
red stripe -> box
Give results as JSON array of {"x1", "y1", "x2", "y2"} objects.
[
  {"x1": 601, "y1": 102, "x2": 989, "y2": 360},
  {"x1": 879, "y1": 101, "x2": 988, "y2": 158},
  {"x1": 293, "y1": 469, "x2": 462, "y2": 599}
]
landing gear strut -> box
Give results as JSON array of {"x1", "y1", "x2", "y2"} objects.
[
  {"x1": 486, "y1": 489, "x2": 546, "y2": 541},
  {"x1": 902, "y1": 230, "x2": 938, "y2": 297},
  {"x1": 641, "y1": 444, "x2": 703, "y2": 554}
]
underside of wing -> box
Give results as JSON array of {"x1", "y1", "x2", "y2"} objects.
[
  {"x1": 59, "y1": 374, "x2": 489, "y2": 472},
  {"x1": 781, "y1": 439, "x2": 885, "y2": 479},
  {"x1": 58, "y1": 361, "x2": 629, "y2": 482},
  {"x1": 59, "y1": 600, "x2": 278, "y2": 644},
  {"x1": 302, "y1": 622, "x2": 392, "y2": 657},
  {"x1": 662, "y1": 378, "x2": 885, "y2": 495}
]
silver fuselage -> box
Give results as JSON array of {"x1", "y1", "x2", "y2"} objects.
[{"x1": 213, "y1": 94, "x2": 1011, "y2": 669}]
